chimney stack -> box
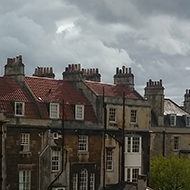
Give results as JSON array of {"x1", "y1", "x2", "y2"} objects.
[{"x1": 33, "y1": 67, "x2": 55, "y2": 78}]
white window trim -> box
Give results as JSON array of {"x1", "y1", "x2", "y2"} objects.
[
  {"x1": 49, "y1": 103, "x2": 60, "y2": 119},
  {"x1": 80, "y1": 169, "x2": 88, "y2": 190},
  {"x1": 19, "y1": 170, "x2": 31, "y2": 190},
  {"x1": 109, "y1": 108, "x2": 116, "y2": 123},
  {"x1": 51, "y1": 149, "x2": 61, "y2": 172},
  {"x1": 170, "y1": 114, "x2": 176, "y2": 126},
  {"x1": 73, "y1": 173, "x2": 78, "y2": 190},
  {"x1": 15, "y1": 102, "x2": 25, "y2": 116},
  {"x1": 126, "y1": 167, "x2": 141, "y2": 182},
  {"x1": 75, "y1": 105, "x2": 84, "y2": 120},
  {"x1": 90, "y1": 173, "x2": 95, "y2": 190},
  {"x1": 78, "y1": 135, "x2": 88, "y2": 152},
  {"x1": 106, "y1": 149, "x2": 113, "y2": 171},
  {"x1": 126, "y1": 136, "x2": 142, "y2": 154},
  {"x1": 20, "y1": 133, "x2": 30, "y2": 152}
]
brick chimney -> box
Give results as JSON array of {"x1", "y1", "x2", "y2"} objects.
[
  {"x1": 113, "y1": 66, "x2": 134, "y2": 90},
  {"x1": 137, "y1": 175, "x2": 147, "y2": 190},
  {"x1": 33, "y1": 67, "x2": 55, "y2": 78},
  {"x1": 4, "y1": 55, "x2": 25, "y2": 82},
  {"x1": 62, "y1": 64, "x2": 101, "y2": 82},
  {"x1": 144, "y1": 79, "x2": 164, "y2": 126}
]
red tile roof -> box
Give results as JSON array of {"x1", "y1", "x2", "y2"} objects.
[
  {"x1": 0, "y1": 77, "x2": 40, "y2": 118},
  {"x1": 84, "y1": 80, "x2": 142, "y2": 99},
  {"x1": 25, "y1": 76, "x2": 96, "y2": 121}
]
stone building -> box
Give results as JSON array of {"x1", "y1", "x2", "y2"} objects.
[
  {"x1": 0, "y1": 55, "x2": 152, "y2": 190},
  {"x1": 145, "y1": 79, "x2": 190, "y2": 157}
]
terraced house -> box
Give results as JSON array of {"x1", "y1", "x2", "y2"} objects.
[{"x1": 0, "y1": 55, "x2": 152, "y2": 190}]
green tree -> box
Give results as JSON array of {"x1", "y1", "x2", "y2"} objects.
[{"x1": 150, "y1": 155, "x2": 190, "y2": 190}]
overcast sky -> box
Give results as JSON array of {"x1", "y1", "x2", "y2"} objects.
[{"x1": 1, "y1": 0, "x2": 190, "y2": 105}]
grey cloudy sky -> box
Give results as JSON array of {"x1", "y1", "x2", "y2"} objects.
[{"x1": 0, "y1": 0, "x2": 190, "y2": 105}]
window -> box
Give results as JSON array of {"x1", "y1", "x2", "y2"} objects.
[
  {"x1": 90, "y1": 173, "x2": 95, "y2": 190},
  {"x1": 78, "y1": 135, "x2": 88, "y2": 152},
  {"x1": 80, "y1": 169, "x2": 88, "y2": 190},
  {"x1": 19, "y1": 170, "x2": 31, "y2": 190},
  {"x1": 126, "y1": 168, "x2": 140, "y2": 182},
  {"x1": 106, "y1": 149, "x2": 113, "y2": 171},
  {"x1": 170, "y1": 114, "x2": 176, "y2": 126},
  {"x1": 109, "y1": 108, "x2": 116, "y2": 123},
  {"x1": 73, "y1": 173, "x2": 78, "y2": 190},
  {"x1": 51, "y1": 149, "x2": 60, "y2": 172},
  {"x1": 126, "y1": 136, "x2": 141, "y2": 153},
  {"x1": 75, "y1": 105, "x2": 84, "y2": 120},
  {"x1": 50, "y1": 103, "x2": 59, "y2": 119},
  {"x1": 186, "y1": 115, "x2": 190, "y2": 127},
  {"x1": 130, "y1": 110, "x2": 137, "y2": 123},
  {"x1": 20, "y1": 133, "x2": 30, "y2": 152},
  {"x1": 174, "y1": 136, "x2": 179, "y2": 150},
  {"x1": 15, "y1": 102, "x2": 25, "y2": 116}
]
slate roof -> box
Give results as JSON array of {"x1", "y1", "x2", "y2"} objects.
[
  {"x1": 84, "y1": 80, "x2": 143, "y2": 99},
  {"x1": 164, "y1": 99, "x2": 188, "y2": 116}
]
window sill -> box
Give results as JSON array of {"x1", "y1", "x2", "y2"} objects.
[
  {"x1": 106, "y1": 169, "x2": 114, "y2": 172},
  {"x1": 19, "y1": 151, "x2": 31, "y2": 155},
  {"x1": 78, "y1": 151, "x2": 89, "y2": 155}
]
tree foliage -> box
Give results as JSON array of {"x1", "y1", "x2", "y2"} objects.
[{"x1": 150, "y1": 155, "x2": 190, "y2": 190}]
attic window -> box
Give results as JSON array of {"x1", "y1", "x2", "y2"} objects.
[
  {"x1": 75, "y1": 105, "x2": 84, "y2": 120},
  {"x1": 186, "y1": 115, "x2": 190, "y2": 127},
  {"x1": 50, "y1": 103, "x2": 59, "y2": 119},
  {"x1": 170, "y1": 114, "x2": 176, "y2": 126},
  {"x1": 15, "y1": 102, "x2": 25, "y2": 116}
]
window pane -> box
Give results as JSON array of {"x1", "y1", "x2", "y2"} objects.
[
  {"x1": 90, "y1": 173, "x2": 95, "y2": 190},
  {"x1": 131, "y1": 110, "x2": 137, "y2": 123},
  {"x1": 76, "y1": 105, "x2": 84, "y2": 120},
  {"x1": 80, "y1": 169, "x2": 87, "y2": 190},
  {"x1": 109, "y1": 108, "x2": 116, "y2": 122},
  {"x1": 15, "y1": 102, "x2": 24, "y2": 116},
  {"x1": 78, "y1": 135, "x2": 88, "y2": 152},
  {"x1": 132, "y1": 168, "x2": 139, "y2": 182},
  {"x1": 20, "y1": 133, "x2": 30, "y2": 151},
  {"x1": 132, "y1": 137, "x2": 140, "y2": 153},
  {"x1": 106, "y1": 149, "x2": 113, "y2": 170},
  {"x1": 73, "y1": 173, "x2": 78, "y2": 190},
  {"x1": 50, "y1": 103, "x2": 59, "y2": 119},
  {"x1": 52, "y1": 150, "x2": 60, "y2": 171},
  {"x1": 19, "y1": 170, "x2": 31, "y2": 190},
  {"x1": 174, "y1": 137, "x2": 179, "y2": 150}
]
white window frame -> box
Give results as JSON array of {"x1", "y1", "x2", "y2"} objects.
[
  {"x1": 130, "y1": 110, "x2": 137, "y2": 123},
  {"x1": 19, "y1": 170, "x2": 31, "y2": 190},
  {"x1": 106, "y1": 149, "x2": 113, "y2": 171},
  {"x1": 51, "y1": 149, "x2": 61, "y2": 172},
  {"x1": 170, "y1": 114, "x2": 176, "y2": 126},
  {"x1": 73, "y1": 173, "x2": 78, "y2": 190},
  {"x1": 78, "y1": 135, "x2": 88, "y2": 152},
  {"x1": 20, "y1": 133, "x2": 30, "y2": 152},
  {"x1": 109, "y1": 108, "x2": 116, "y2": 123},
  {"x1": 80, "y1": 169, "x2": 88, "y2": 190},
  {"x1": 15, "y1": 102, "x2": 25, "y2": 116},
  {"x1": 186, "y1": 115, "x2": 190, "y2": 127},
  {"x1": 50, "y1": 103, "x2": 60, "y2": 119},
  {"x1": 126, "y1": 168, "x2": 140, "y2": 182},
  {"x1": 90, "y1": 173, "x2": 95, "y2": 190},
  {"x1": 174, "y1": 136, "x2": 180, "y2": 151},
  {"x1": 126, "y1": 136, "x2": 141, "y2": 153},
  {"x1": 75, "y1": 105, "x2": 84, "y2": 120}
]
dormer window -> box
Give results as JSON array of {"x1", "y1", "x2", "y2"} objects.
[
  {"x1": 15, "y1": 102, "x2": 25, "y2": 116},
  {"x1": 186, "y1": 115, "x2": 190, "y2": 127},
  {"x1": 50, "y1": 103, "x2": 59, "y2": 119},
  {"x1": 170, "y1": 114, "x2": 176, "y2": 126},
  {"x1": 75, "y1": 105, "x2": 84, "y2": 120}
]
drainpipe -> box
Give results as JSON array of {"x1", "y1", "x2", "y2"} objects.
[
  {"x1": 102, "y1": 87, "x2": 106, "y2": 189},
  {"x1": 121, "y1": 91, "x2": 125, "y2": 182},
  {"x1": 47, "y1": 100, "x2": 65, "y2": 190},
  {"x1": 162, "y1": 130, "x2": 165, "y2": 157}
]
